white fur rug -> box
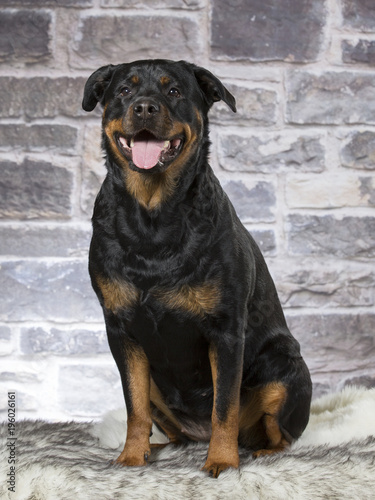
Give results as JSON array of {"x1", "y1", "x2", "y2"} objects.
[{"x1": 1, "y1": 387, "x2": 375, "y2": 499}]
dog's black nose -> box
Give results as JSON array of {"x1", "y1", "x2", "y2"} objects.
[{"x1": 133, "y1": 99, "x2": 160, "y2": 119}]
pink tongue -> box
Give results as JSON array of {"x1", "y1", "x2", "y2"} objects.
[{"x1": 132, "y1": 137, "x2": 166, "y2": 169}]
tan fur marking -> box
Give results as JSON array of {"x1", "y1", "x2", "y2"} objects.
[
  {"x1": 116, "y1": 346, "x2": 152, "y2": 467},
  {"x1": 127, "y1": 347, "x2": 151, "y2": 419},
  {"x1": 104, "y1": 117, "x2": 123, "y2": 135},
  {"x1": 262, "y1": 414, "x2": 284, "y2": 448},
  {"x1": 252, "y1": 381, "x2": 288, "y2": 457},
  {"x1": 160, "y1": 76, "x2": 170, "y2": 85},
  {"x1": 202, "y1": 346, "x2": 241, "y2": 477},
  {"x1": 238, "y1": 390, "x2": 264, "y2": 433},
  {"x1": 239, "y1": 382, "x2": 287, "y2": 427},
  {"x1": 260, "y1": 381, "x2": 287, "y2": 415},
  {"x1": 131, "y1": 75, "x2": 139, "y2": 84},
  {"x1": 166, "y1": 121, "x2": 202, "y2": 177},
  {"x1": 252, "y1": 440, "x2": 289, "y2": 458},
  {"x1": 104, "y1": 106, "x2": 203, "y2": 210},
  {"x1": 125, "y1": 169, "x2": 178, "y2": 210},
  {"x1": 124, "y1": 122, "x2": 199, "y2": 210},
  {"x1": 103, "y1": 118, "x2": 130, "y2": 170},
  {"x1": 155, "y1": 281, "x2": 221, "y2": 317},
  {"x1": 96, "y1": 276, "x2": 139, "y2": 313},
  {"x1": 150, "y1": 378, "x2": 181, "y2": 429},
  {"x1": 238, "y1": 382, "x2": 289, "y2": 458}
]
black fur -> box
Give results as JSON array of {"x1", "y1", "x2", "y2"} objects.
[{"x1": 83, "y1": 59, "x2": 312, "y2": 477}]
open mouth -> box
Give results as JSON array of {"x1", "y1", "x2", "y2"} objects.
[{"x1": 117, "y1": 130, "x2": 183, "y2": 170}]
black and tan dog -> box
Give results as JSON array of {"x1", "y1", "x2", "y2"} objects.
[{"x1": 82, "y1": 59, "x2": 312, "y2": 478}]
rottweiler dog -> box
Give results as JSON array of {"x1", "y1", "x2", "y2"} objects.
[{"x1": 82, "y1": 59, "x2": 312, "y2": 478}]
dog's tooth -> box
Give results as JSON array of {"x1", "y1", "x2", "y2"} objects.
[
  {"x1": 164, "y1": 140, "x2": 170, "y2": 149},
  {"x1": 130, "y1": 138, "x2": 135, "y2": 148},
  {"x1": 119, "y1": 136, "x2": 126, "y2": 146}
]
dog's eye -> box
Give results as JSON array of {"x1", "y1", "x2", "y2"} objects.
[
  {"x1": 120, "y1": 87, "x2": 132, "y2": 97},
  {"x1": 168, "y1": 88, "x2": 181, "y2": 98}
]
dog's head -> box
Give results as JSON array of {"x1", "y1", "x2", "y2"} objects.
[{"x1": 82, "y1": 60, "x2": 236, "y2": 175}]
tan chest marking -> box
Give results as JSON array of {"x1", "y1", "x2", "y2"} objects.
[
  {"x1": 96, "y1": 276, "x2": 140, "y2": 313},
  {"x1": 96, "y1": 276, "x2": 220, "y2": 317},
  {"x1": 125, "y1": 169, "x2": 178, "y2": 211},
  {"x1": 155, "y1": 281, "x2": 221, "y2": 317}
]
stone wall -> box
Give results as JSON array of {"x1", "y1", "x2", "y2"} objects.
[{"x1": 0, "y1": 0, "x2": 374, "y2": 421}]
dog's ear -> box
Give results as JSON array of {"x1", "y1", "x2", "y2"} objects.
[
  {"x1": 82, "y1": 65, "x2": 116, "y2": 112},
  {"x1": 193, "y1": 66, "x2": 236, "y2": 113}
]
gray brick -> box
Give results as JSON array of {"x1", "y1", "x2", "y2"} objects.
[
  {"x1": 0, "y1": 158, "x2": 73, "y2": 219},
  {"x1": 0, "y1": 260, "x2": 101, "y2": 322},
  {"x1": 209, "y1": 85, "x2": 277, "y2": 126},
  {"x1": 222, "y1": 179, "x2": 275, "y2": 223},
  {"x1": 0, "y1": 326, "x2": 11, "y2": 341},
  {"x1": 1, "y1": 0, "x2": 92, "y2": 5},
  {"x1": 286, "y1": 71, "x2": 375, "y2": 125},
  {"x1": 21, "y1": 327, "x2": 108, "y2": 355},
  {"x1": 82, "y1": 178, "x2": 104, "y2": 219},
  {"x1": 288, "y1": 214, "x2": 375, "y2": 258},
  {"x1": 0, "y1": 326, "x2": 12, "y2": 356},
  {"x1": 0, "y1": 124, "x2": 78, "y2": 153},
  {"x1": 0, "y1": 390, "x2": 37, "y2": 413},
  {"x1": 101, "y1": 0, "x2": 203, "y2": 7},
  {"x1": 0, "y1": 10, "x2": 51, "y2": 62},
  {"x1": 341, "y1": 131, "x2": 375, "y2": 170},
  {"x1": 0, "y1": 370, "x2": 40, "y2": 384},
  {"x1": 0, "y1": 77, "x2": 87, "y2": 119},
  {"x1": 274, "y1": 264, "x2": 375, "y2": 308},
  {"x1": 342, "y1": 39, "x2": 375, "y2": 65},
  {"x1": 360, "y1": 177, "x2": 375, "y2": 205},
  {"x1": 285, "y1": 173, "x2": 375, "y2": 208},
  {"x1": 218, "y1": 132, "x2": 324, "y2": 173},
  {"x1": 0, "y1": 225, "x2": 91, "y2": 257},
  {"x1": 71, "y1": 15, "x2": 202, "y2": 69},
  {"x1": 81, "y1": 169, "x2": 105, "y2": 217},
  {"x1": 58, "y1": 365, "x2": 123, "y2": 416},
  {"x1": 211, "y1": 0, "x2": 325, "y2": 62},
  {"x1": 286, "y1": 313, "x2": 375, "y2": 376},
  {"x1": 342, "y1": 0, "x2": 375, "y2": 31}
]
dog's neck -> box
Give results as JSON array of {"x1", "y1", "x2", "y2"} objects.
[{"x1": 122, "y1": 167, "x2": 182, "y2": 211}]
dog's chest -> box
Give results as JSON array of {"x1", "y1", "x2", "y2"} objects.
[
  {"x1": 130, "y1": 302, "x2": 214, "y2": 415},
  {"x1": 127, "y1": 298, "x2": 209, "y2": 371}
]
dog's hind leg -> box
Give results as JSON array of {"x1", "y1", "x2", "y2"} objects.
[
  {"x1": 238, "y1": 382, "x2": 290, "y2": 458},
  {"x1": 252, "y1": 382, "x2": 290, "y2": 458},
  {"x1": 240, "y1": 377, "x2": 312, "y2": 458},
  {"x1": 150, "y1": 378, "x2": 188, "y2": 446}
]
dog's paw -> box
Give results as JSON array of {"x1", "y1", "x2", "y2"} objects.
[
  {"x1": 252, "y1": 446, "x2": 286, "y2": 459},
  {"x1": 252, "y1": 440, "x2": 289, "y2": 459},
  {"x1": 201, "y1": 457, "x2": 239, "y2": 478},
  {"x1": 113, "y1": 447, "x2": 150, "y2": 467},
  {"x1": 252, "y1": 449, "x2": 272, "y2": 459}
]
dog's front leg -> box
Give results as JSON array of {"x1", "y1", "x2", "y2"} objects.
[
  {"x1": 106, "y1": 320, "x2": 152, "y2": 467},
  {"x1": 202, "y1": 340, "x2": 244, "y2": 478}
]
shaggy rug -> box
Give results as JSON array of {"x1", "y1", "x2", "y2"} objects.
[{"x1": 1, "y1": 387, "x2": 375, "y2": 500}]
